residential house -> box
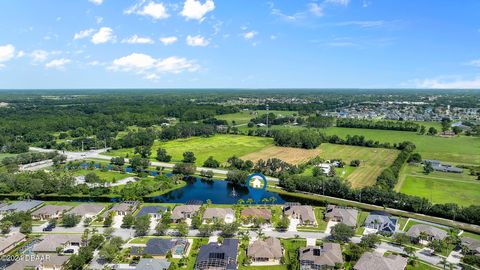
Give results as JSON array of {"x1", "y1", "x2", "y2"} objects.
[
  {"x1": 31, "y1": 205, "x2": 72, "y2": 220},
  {"x1": 424, "y1": 160, "x2": 463, "y2": 173},
  {"x1": 195, "y1": 238, "x2": 239, "y2": 270},
  {"x1": 0, "y1": 233, "x2": 26, "y2": 255},
  {"x1": 33, "y1": 234, "x2": 83, "y2": 253},
  {"x1": 172, "y1": 205, "x2": 201, "y2": 222},
  {"x1": 324, "y1": 205, "x2": 358, "y2": 227},
  {"x1": 0, "y1": 200, "x2": 43, "y2": 215},
  {"x1": 68, "y1": 203, "x2": 105, "y2": 218},
  {"x1": 203, "y1": 208, "x2": 236, "y2": 224},
  {"x1": 240, "y1": 208, "x2": 272, "y2": 223},
  {"x1": 406, "y1": 224, "x2": 448, "y2": 242},
  {"x1": 247, "y1": 237, "x2": 283, "y2": 264},
  {"x1": 135, "y1": 206, "x2": 168, "y2": 219},
  {"x1": 130, "y1": 238, "x2": 189, "y2": 258},
  {"x1": 364, "y1": 211, "x2": 398, "y2": 234},
  {"x1": 299, "y1": 243, "x2": 343, "y2": 270},
  {"x1": 103, "y1": 201, "x2": 139, "y2": 217},
  {"x1": 461, "y1": 237, "x2": 480, "y2": 255},
  {"x1": 283, "y1": 205, "x2": 317, "y2": 226},
  {"x1": 6, "y1": 255, "x2": 70, "y2": 270},
  {"x1": 117, "y1": 258, "x2": 171, "y2": 270},
  {"x1": 315, "y1": 164, "x2": 331, "y2": 175},
  {"x1": 354, "y1": 252, "x2": 408, "y2": 270}
]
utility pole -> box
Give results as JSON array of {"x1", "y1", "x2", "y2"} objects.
[
  {"x1": 81, "y1": 140, "x2": 84, "y2": 152},
  {"x1": 266, "y1": 103, "x2": 269, "y2": 133}
]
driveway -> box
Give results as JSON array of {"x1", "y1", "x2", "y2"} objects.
[
  {"x1": 288, "y1": 218, "x2": 300, "y2": 232},
  {"x1": 325, "y1": 220, "x2": 339, "y2": 234}
]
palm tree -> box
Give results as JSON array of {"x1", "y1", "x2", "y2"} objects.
[
  {"x1": 270, "y1": 196, "x2": 277, "y2": 205},
  {"x1": 246, "y1": 198, "x2": 254, "y2": 205},
  {"x1": 261, "y1": 198, "x2": 269, "y2": 205},
  {"x1": 237, "y1": 199, "x2": 245, "y2": 205}
]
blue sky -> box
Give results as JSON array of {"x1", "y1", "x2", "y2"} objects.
[{"x1": 0, "y1": 0, "x2": 479, "y2": 89}]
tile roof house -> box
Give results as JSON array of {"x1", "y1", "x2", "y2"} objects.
[
  {"x1": 31, "y1": 205, "x2": 73, "y2": 220},
  {"x1": 135, "y1": 206, "x2": 168, "y2": 219},
  {"x1": 406, "y1": 224, "x2": 448, "y2": 241},
  {"x1": 283, "y1": 205, "x2": 317, "y2": 226},
  {"x1": 0, "y1": 200, "x2": 43, "y2": 214},
  {"x1": 172, "y1": 205, "x2": 201, "y2": 222},
  {"x1": 240, "y1": 208, "x2": 272, "y2": 222},
  {"x1": 461, "y1": 237, "x2": 480, "y2": 255},
  {"x1": 353, "y1": 252, "x2": 408, "y2": 270},
  {"x1": 68, "y1": 203, "x2": 105, "y2": 218},
  {"x1": 33, "y1": 234, "x2": 83, "y2": 253},
  {"x1": 130, "y1": 238, "x2": 189, "y2": 258},
  {"x1": 6, "y1": 255, "x2": 70, "y2": 270},
  {"x1": 195, "y1": 238, "x2": 239, "y2": 270},
  {"x1": 203, "y1": 208, "x2": 236, "y2": 224},
  {"x1": 364, "y1": 211, "x2": 398, "y2": 234},
  {"x1": 299, "y1": 243, "x2": 343, "y2": 270},
  {"x1": 247, "y1": 237, "x2": 283, "y2": 264},
  {"x1": 0, "y1": 233, "x2": 26, "y2": 255},
  {"x1": 324, "y1": 205, "x2": 358, "y2": 227}
]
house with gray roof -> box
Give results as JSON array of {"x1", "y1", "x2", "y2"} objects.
[
  {"x1": 240, "y1": 208, "x2": 272, "y2": 223},
  {"x1": 406, "y1": 224, "x2": 448, "y2": 242},
  {"x1": 195, "y1": 238, "x2": 239, "y2": 270},
  {"x1": 130, "y1": 238, "x2": 189, "y2": 258},
  {"x1": 0, "y1": 233, "x2": 26, "y2": 255},
  {"x1": 102, "y1": 201, "x2": 139, "y2": 217},
  {"x1": 283, "y1": 205, "x2": 317, "y2": 226},
  {"x1": 33, "y1": 234, "x2": 83, "y2": 253},
  {"x1": 172, "y1": 205, "x2": 201, "y2": 222},
  {"x1": 424, "y1": 160, "x2": 463, "y2": 173},
  {"x1": 364, "y1": 211, "x2": 398, "y2": 234},
  {"x1": 0, "y1": 200, "x2": 43, "y2": 214},
  {"x1": 68, "y1": 203, "x2": 105, "y2": 218},
  {"x1": 135, "y1": 206, "x2": 168, "y2": 219},
  {"x1": 117, "y1": 259, "x2": 171, "y2": 270},
  {"x1": 461, "y1": 237, "x2": 480, "y2": 255},
  {"x1": 354, "y1": 252, "x2": 407, "y2": 270},
  {"x1": 324, "y1": 205, "x2": 358, "y2": 227},
  {"x1": 203, "y1": 208, "x2": 236, "y2": 224},
  {"x1": 247, "y1": 237, "x2": 282, "y2": 264},
  {"x1": 299, "y1": 243, "x2": 343, "y2": 270},
  {"x1": 31, "y1": 205, "x2": 72, "y2": 220}
]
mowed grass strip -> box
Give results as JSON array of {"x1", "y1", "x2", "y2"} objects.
[
  {"x1": 107, "y1": 134, "x2": 273, "y2": 165},
  {"x1": 240, "y1": 145, "x2": 322, "y2": 165},
  {"x1": 316, "y1": 144, "x2": 399, "y2": 188},
  {"x1": 322, "y1": 127, "x2": 480, "y2": 165},
  {"x1": 400, "y1": 175, "x2": 480, "y2": 206}
]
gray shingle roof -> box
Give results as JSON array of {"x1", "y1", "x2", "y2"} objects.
[
  {"x1": 461, "y1": 237, "x2": 480, "y2": 254},
  {"x1": 299, "y1": 243, "x2": 343, "y2": 268},
  {"x1": 283, "y1": 205, "x2": 316, "y2": 225},
  {"x1": 364, "y1": 211, "x2": 398, "y2": 233},
  {"x1": 172, "y1": 205, "x2": 201, "y2": 220},
  {"x1": 354, "y1": 252, "x2": 407, "y2": 270},
  {"x1": 0, "y1": 233, "x2": 25, "y2": 253},
  {"x1": 135, "y1": 206, "x2": 168, "y2": 218},
  {"x1": 325, "y1": 205, "x2": 358, "y2": 227},
  {"x1": 406, "y1": 224, "x2": 448, "y2": 241},
  {"x1": 247, "y1": 237, "x2": 282, "y2": 260},
  {"x1": 203, "y1": 208, "x2": 235, "y2": 220},
  {"x1": 0, "y1": 200, "x2": 43, "y2": 213},
  {"x1": 68, "y1": 203, "x2": 105, "y2": 216},
  {"x1": 136, "y1": 258, "x2": 171, "y2": 270},
  {"x1": 195, "y1": 238, "x2": 239, "y2": 270},
  {"x1": 31, "y1": 205, "x2": 72, "y2": 217}
]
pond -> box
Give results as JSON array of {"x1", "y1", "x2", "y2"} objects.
[{"x1": 147, "y1": 177, "x2": 287, "y2": 204}]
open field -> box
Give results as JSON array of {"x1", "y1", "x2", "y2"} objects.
[
  {"x1": 240, "y1": 145, "x2": 322, "y2": 165},
  {"x1": 71, "y1": 169, "x2": 130, "y2": 182},
  {"x1": 317, "y1": 143, "x2": 399, "y2": 188},
  {"x1": 400, "y1": 175, "x2": 480, "y2": 206},
  {"x1": 217, "y1": 110, "x2": 298, "y2": 125},
  {"x1": 0, "y1": 153, "x2": 16, "y2": 161},
  {"x1": 322, "y1": 127, "x2": 480, "y2": 165},
  {"x1": 107, "y1": 134, "x2": 273, "y2": 165}
]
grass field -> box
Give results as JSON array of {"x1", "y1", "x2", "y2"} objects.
[
  {"x1": 107, "y1": 134, "x2": 274, "y2": 165},
  {"x1": 217, "y1": 110, "x2": 298, "y2": 126},
  {"x1": 321, "y1": 127, "x2": 480, "y2": 165},
  {"x1": 0, "y1": 153, "x2": 16, "y2": 161},
  {"x1": 316, "y1": 144, "x2": 399, "y2": 188},
  {"x1": 72, "y1": 169, "x2": 130, "y2": 182},
  {"x1": 240, "y1": 145, "x2": 322, "y2": 165}
]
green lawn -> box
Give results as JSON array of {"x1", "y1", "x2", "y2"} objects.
[
  {"x1": 322, "y1": 127, "x2": 480, "y2": 165},
  {"x1": 107, "y1": 134, "x2": 274, "y2": 165},
  {"x1": 72, "y1": 169, "x2": 130, "y2": 182},
  {"x1": 406, "y1": 261, "x2": 441, "y2": 270},
  {"x1": 403, "y1": 219, "x2": 449, "y2": 233},
  {"x1": 461, "y1": 231, "x2": 480, "y2": 241},
  {"x1": 356, "y1": 210, "x2": 370, "y2": 235},
  {"x1": 400, "y1": 174, "x2": 480, "y2": 206},
  {"x1": 0, "y1": 153, "x2": 16, "y2": 161},
  {"x1": 217, "y1": 110, "x2": 298, "y2": 126}
]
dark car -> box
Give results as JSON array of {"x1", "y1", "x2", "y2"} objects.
[{"x1": 42, "y1": 224, "x2": 55, "y2": 231}]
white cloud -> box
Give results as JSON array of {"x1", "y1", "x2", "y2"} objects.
[
  {"x1": 88, "y1": 0, "x2": 103, "y2": 5},
  {"x1": 122, "y1": 34, "x2": 154, "y2": 44},
  {"x1": 415, "y1": 77, "x2": 480, "y2": 89},
  {"x1": 467, "y1": 59, "x2": 480, "y2": 67},
  {"x1": 109, "y1": 53, "x2": 199, "y2": 79},
  {"x1": 0, "y1": 44, "x2": 16, "y2": 64},
  {"x1": 325, "y1": 0, "x2": 350, "y2": 6},
  {"x1": 337, "y1": 20, "x2": 385, "y2": 28},
  {"x1": 96, "y1": 16, "x2": 104, "y2": 24},
  {"x1": 91, "y1": 27, "x2": 115, "y2": 44},
  {"x1": 30, "y1": 50, "x2": 49, "y2": 62},
  {"x1": 125, "y1": 1, "x2": 170, "y2": 20},
  {"x1": 180, "y1": 0, "x2": 215, "y2": 21},
  {"x1": 308, "y1": 3, "x2": 323, "y2": 17},
  {"x1": 160, "y1": 36, "x2": 178, "y2": 45},
  {"x1": 74, "y1": 28, "x2": 95, "y2": 40},
  {"x1": 45, "y1": 58, "x2": 70, "y2": 69},
  {"x1": 16, "y1": 50, "x2": 25, "y2": 58},
  {"x1": 243, "y1": 31, "x2": 257, "y2": 40},
  {"x1": 186, "y1": 35, "x2": 209, "y2": 46}
]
